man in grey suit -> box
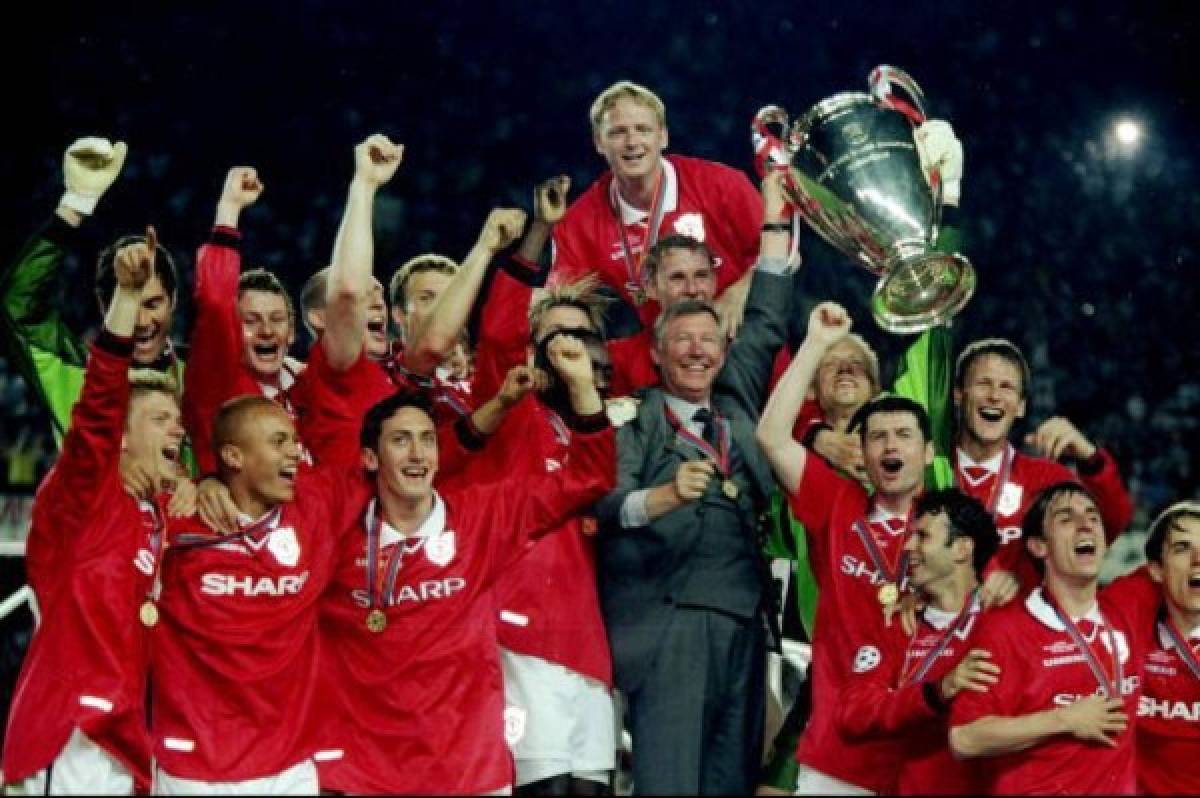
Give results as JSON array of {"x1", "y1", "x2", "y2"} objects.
[{"x1": 594, "y1": 172, "x2": 795, "y2": 795}]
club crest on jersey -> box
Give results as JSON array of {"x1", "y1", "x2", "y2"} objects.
[
  {"x1": 503, "y1": 706, "x2": 527, "y2": 746},
  {"x1": 673, "y1": 212, "x2": 706, "y2": 242},
  {"x1": 996, "y1": 482, "x2": 1023, "y2": 517},
  {"x1": 267, "y1": 526, "x2": 300, "y2": 568},
  {"x1": 852, "y1": 644, "x2": 882, "y2": 673},
  {"x1": 425, "y1": 530, "x2": 456, "y2": 567}
]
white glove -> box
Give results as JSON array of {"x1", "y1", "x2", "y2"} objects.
[
  {"x1": 61, "y1": 137, "x2": 128, "y2": 215},
  {"x1": 914, "y1": 120, "x2": 963, "y2": 207}
]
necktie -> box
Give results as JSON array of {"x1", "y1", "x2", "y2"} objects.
[{"x1": 692, "y1": 407, "x2": 717, "y2": 447}]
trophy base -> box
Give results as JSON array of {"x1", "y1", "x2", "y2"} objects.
[{"x1": 872, "y1": 253, "x2": 975, "y2": 334}]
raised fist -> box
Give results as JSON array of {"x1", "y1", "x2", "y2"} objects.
[
  {"x1": 354, "y1": 133, "x2": 404, "y2": 187},
  {"x1": 478, "y1": 208, "x2": 527, "y2": 253},
  {"x1": 534, "y1": 175, "x2": 570, "y2": 224},
  {"x1": 220, "y1": 167, "x2": 264, "y2": 210},
  {"x1": 113, "y1": 225, "x2": 159, "y2": 293},
  {"x1": 806, "y1": 301, "x2": 851, "y2": 349},
  {"x1": 61, "y1": 136, "x2": 128, "y2": 215},
  {"x1": 546, "y1": 333, "x2": 594, "y2": 388}
]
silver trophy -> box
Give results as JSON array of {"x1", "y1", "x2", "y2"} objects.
[{"x1": 756, "y1": 66, "x2": 975, "y2": 333}]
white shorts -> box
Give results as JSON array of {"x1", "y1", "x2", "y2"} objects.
[
  {"x1": 500, "y1": 647, "x2": 615, "y2": 786},
  {"x1": 7, "y1": 728, "x2": 134, "y2": 795},
  {"x1": 153, "y1": 758, "x2": 317, "y2": 796},
  {"x1": 793, "y1": 765, "x2": 875, "y2": 796}
]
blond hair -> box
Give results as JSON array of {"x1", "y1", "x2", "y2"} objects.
[
  {"x1": 589, "y1": 80, "x2": 667, "y2": 134},
  {"x1": 389, "y1": 253, "x2": 459, "y2": 310},
  {"x1": 528, "y1": 275, "x2": 610, "y2": 341},
  {"x1": 128, "y1": 368, "x2": 180, "y2": 404}
]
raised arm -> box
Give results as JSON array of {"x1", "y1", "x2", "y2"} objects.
[
  {"x1": 405, "y1": 207, "x2": 526, "y2": 376},
  {"x1": 756, "y1": 302, "x2": 851, "y2": 494},
  {"x1": 0, "y1": 137, "x2": 127, "y2": 441},
  {"x1": 324, "y1": 133, "x2": 403, "y2": 371}
]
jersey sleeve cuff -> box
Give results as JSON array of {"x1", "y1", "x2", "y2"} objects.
[
  {"x1": 42, "y1": 214, "x2": 87, "y2": 250},
  {"x1": 500, "y1": 253, "x2": 550, "y2": 287},
  {"x1": 564, "y1": 409, "x2": 610, "y2": 434},
  {"x1": 453, "y1": 415, "x2": 488, "y2": 452},
  {"x1": 210, "y1": 225, "x2": 242, "y2": 250},
  {"x1": 96, "y1": 329, "x2": 135, "y2": 357},
  {"x1": 922, "y1": 680, "x2": 949, "y2": 714},
  {"x1": 1077, "y1": 448, "x2": 1109, "y2": 476}
]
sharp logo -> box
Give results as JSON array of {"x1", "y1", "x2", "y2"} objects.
[
  {"x1": 997, "y1": 525, "x2": 1023, "y2": 544},
  {"x1": 349, "y1": 577, "x2": 467, "y2": 608},
  {"x1": 201, "y1": 571, "x2": 310, "y2": 597},
  {"x1": 1139, "y1": 696, "x2": 1200, "y2": 722}
]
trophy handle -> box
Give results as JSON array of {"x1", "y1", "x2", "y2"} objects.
[
  {"x1": 868, "y1": 65, "x2": 928, "y2": 125},
  {"x1": 751, "y1": 105, "x2": 793, "y2": 178}
]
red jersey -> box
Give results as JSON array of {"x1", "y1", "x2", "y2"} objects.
[
  {"x1": 954, "y1": 444, "x2": 1133, "y2": 589},
  {"x1": 949, "y1": 586, "x2": 1151, "y2": 795},
  {"x1": 786, "y1": 454, "x2": 913, "y2": 792},
  {"x1": 153, "y1": 469, "x2": 368, "y2": 782},
  {"x1": 183, "y1": 225, "x2": 307, "y2": 473},
  {"x1": 1099, "y1": 567, "x2": 1200, "y2": 796},
  {"x1": 550, "y1": 155, "x2": 762, "y2": 328},
  {"x1": 315, "y1": 417, "x2": 614, "y2": 795},
  {"x1": 838, "y1": 594, "x2": 987, "y2": 795},
  {"x1": 2, "y1": 336, "x2": 165, "y2": 791}
]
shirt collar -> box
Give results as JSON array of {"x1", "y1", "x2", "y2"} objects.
[
  {"x1": 922, "y1": 591, "x2": 981, "y2": 631},
  {"x1": 380, "y1": 493, "x2": 446, "y2": 548},
  {"x1": 956, "y1": 444, "x2": 1007, "y2": 474},
  {"x1": 868, "y1": 503, "x2": 905, "y2": 525},
  {"x1": 664, "y1": 392, "x2": 711, "y2": 423},
  {"x1": 1026, "y1": 586, "x2": 1104, "y2": 632},
  {"x1": 612, "y1": 157, "x2": 678, "y2": 225},
  {"x1": 1157, "y1": 618, "x2": 1200, "y2": 650}
]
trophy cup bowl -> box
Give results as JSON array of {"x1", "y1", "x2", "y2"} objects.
[{"x1": 767, "y1": 67, "x2": 975, "y2": 333}]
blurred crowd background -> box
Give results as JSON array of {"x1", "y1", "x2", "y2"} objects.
[{"x1": 1, "y1": 1, "x2": 1195, "y2": 544}]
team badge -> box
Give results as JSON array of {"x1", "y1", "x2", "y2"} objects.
[
  {"x1": 996, "y1": 482, "x2": 1024, "y2": 517},
  {"x1": 673, "y1": 212, "x2": 706, "y2": 242},
  {"x1": 267, "y1": 526, "x2": 300, "y2": 568},
  {"x1": 425, "y1": 530, "x2": 456, "y2": 567},
  {"x1": 852, "y1": 644, "x2": 882, "y2": 673},
  {"x1": 503, "y1": 706, "x2": 527, "y2": 746}
]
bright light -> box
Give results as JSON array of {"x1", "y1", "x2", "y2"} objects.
[{"x1": 1114, "y1": 118, "x2": 1142, "y2": 148}]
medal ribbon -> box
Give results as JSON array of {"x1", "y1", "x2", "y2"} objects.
[
  {"x1": 664, "y1": 405, "x2": 731, "y2": 478},
  {"x1": 389, "y1": 360, "x2": 472, "y2": 419},
  {"x1": 899, "y1": 589, "x2": 981, "y2": 686},
  {"x1": 174, "y1": 505, "x2": 283, "y2": 549},
  {"x1": 364, "y1": 499, "x2": 422, "y2": 611},
  {"x1": 1163, "y1": 613, "x2": 1200, "y2": 681},
  {"x1": 140, "y1": 497, "x2": 168, "y2": 605},
  {"x1": 611, "y1": 166, "x2": 667, "y2": 296},
  {"x1": 851, "y1": 516, "x2": 910, "y2": 587},
  {"x1": 1044, "y1": 591, "x2": 1123, "y2": 700}
]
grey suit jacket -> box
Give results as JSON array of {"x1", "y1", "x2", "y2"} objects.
[{"x1": 595, "y1": 267, "x2": 793, "y2": 694}]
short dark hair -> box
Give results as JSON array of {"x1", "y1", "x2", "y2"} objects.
[
  {"x1": 1021, "y1": 481, "x2": 1094, "y2": 543},
  {"x1": 914, "y1": 488, "x2": 998, "y2": 578},
  {"x1": 95, "y1": 234, "x2": 179, "y2": 309},
  {"x1": 848, "y1": 394, "x2": 931, "y2": 444},
  {"x1": 642, "y1": 234, "x2": 715, "y2": 284},
  {"x1": 238, "y1": 268, "x2": 296, "y2": 325},
  {"x1": 388, "y1": 254, "x2": 458, "y2": 309},
  {"x1": 1144, "y1": 500, "x2": 1200, "y2": 564},
  {"x1": 955, "y1": 338, "x2": 1031, "y2": 397},
  {"x1": 359, "y1": 390, "x2": 436, "y2": 452}
]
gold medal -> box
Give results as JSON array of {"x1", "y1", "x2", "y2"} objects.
[
  {"x1": 877, "y1": 583, "x2": 899, "y2": 607},
  {"x1": 139, "y1": 600, "x2": 159, "y2": 627},
  {"x1": 722, "y1": 479, "x2": 739, "y2": 500},
  {"x1": 365, "y1": 608, "x2": 388, "y2": 634}
]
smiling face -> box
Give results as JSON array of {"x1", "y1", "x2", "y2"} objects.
[
  {"x1": 222, "y1": 404, "x2": 301, "y2": 509},
  {"x1": 906, "y1": 510, "x2": 970, "y2": 593},
  {"x1": 1150, "y1": 515, "x2": 1200, "y2": 624},
  {"x1": 862, "y1": 410, "x2": 934, "y2": 500},
  {"x1": 124, "y1": 389, "x2": 185, "y2": 486},
  {"x1": 131, "y1": 274, "x2": 175, "y2": 365},
  {"x1": 955, "y1": 353, "x2": 1026, "y2": 453},
  {"x1": 654, "y1": 310, "x2": 725, "y2": 404},
  {"x1": 594, "y1": 96, "x2": 669, "y2": 185},
  {"x1": 364, "y1": 405, "x2": 439, "y2": 504},
  {"x1": 239, "y1": 289, "x2": 294, "y2": 381},
  {"x1": 1027, "y1": 490, "x2": 1107, "y2": 582}
]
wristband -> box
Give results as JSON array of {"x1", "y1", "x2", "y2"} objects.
[
  {"x1": 60, "y1": 190, "x2": 99, "y2": 216},
  {"x1": 922, "y1": 680, "x2": 950, "y2": 714},
  {"x1": 761, "y1": 222, "x2": 791, "y2": 233}
]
